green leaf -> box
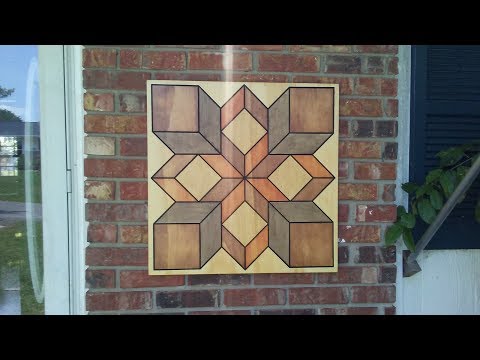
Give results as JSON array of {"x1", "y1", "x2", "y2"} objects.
[
  {"x1": 396, "y1": 205, "x2": 406, "y2": 219},
  {"x1": 439, "y1": 170, "x2": 456, "y2": 197},
  {"x1": 456, "y1": 165, "x2": 470, "y2": 180},
  {"x1": 418, "y1": 198, "x2": 437, "y2": 224},
  {"x1": 411, "y1": 202, "x2": 418, "y2": 216},
  {"x1": 475, "y1": 199, "x2": 480, "y2": 224},
  {"x1": 436, "y1": 147, "x2": 465, "y2": 167},
  {"x1": 426, "y1": 169, "x2": 443, "y2": 184},
  {"x1": 402, "y1": 228, "x2": 416, "y2": 252},
  {"x1": 415, "y1": 184, "x2": 431, "y2": 198},
  {"x1": 429, "y1": 189, "x2": 443, "y2": 210},
  {"x1": 400, "y1": 212, "x2": 416, "y2": 229},
  {"x1": 385, "y1": 223, "x2": 403, "y2": 245},
  {"x1": 401, "y1": 182, "x2": 419, "y2": 194}
]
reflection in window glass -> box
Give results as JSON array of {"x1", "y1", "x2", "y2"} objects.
[{"x1": 0, "y1": 45, "x2": 43, "y2": 314}]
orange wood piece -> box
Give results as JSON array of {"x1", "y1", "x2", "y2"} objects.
[
  {"x1": 153, "y1": 178, "x2": 196, "y2": 201},
  {"x1": 247, "y1": 179, "x2": 288, "y2": 201},
  {"x1": 201, "y1": 155, "x2": 242, "y2": 178},
  {"x1": 221, "y1": 181, "x2": 245, "y2": 222},
  {"x1": 293, "y1": 155, "x2": 333, "y2": 178},
  {"x1": 245, "y1": 134, "x2": 268, "y2": 175}
]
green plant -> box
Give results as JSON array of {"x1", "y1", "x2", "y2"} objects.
[{"x1": 386, "y1": 142, "x2": 480, "y2": 251}]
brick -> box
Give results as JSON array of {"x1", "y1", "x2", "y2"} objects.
[
  {"x1": 189, "y1": 52, "x2": 251, "y2": 71},
  {"x1": 119, "y1": 49, "x2": 142, "y2": 68},
  {"x1": 339, "y1": 225, "x2": 380, "y2": 243},
  {"x1": 382, "y1": 184, "x2": 396, "y2": 202},
  {"x1": 83, "y1": 49, "x2": 116, "y2": 68},
  {"x1": 354, "y1": 162, "x2": 396, "y2": 180},
  {"x1": 258, "y1": 309, "x2": 315, "y2": 315},
  {"x1": 225, "y1": 73, "x2": 289, "y2": 82},
  {"x1": 366, "y1": 57, "x2": 384, "y2": 74},
  {"x1": 113, "y1": 72, "x2": 151, "y2": 91},
  {"x1": 385, "y1": 99, "x2": 398, "y2": 117},
  {"x1": 339, "y1": 183, "x2": 377, "y2": 200},
  {"x1": 189, "y1": 310, "x2": 250, "y2": 315},
  {"x1": 86, "y1": 247, "x2": 147, "y2": 266},
  {"x1": 325, "y1": 56, "x2": 361, "y2": 74},
  {"x1": 339, "y1": 162, "x2": 348, "y2": 179},
  {"x1": 85, "y1": 181, "x2": 115, "y2": 200},
  {"x1": 153, "y1": 45, "x2": 220, "y2": 49},
  {"x1": 320, "y1": 307, "x2": 378, "y2": 315},
  {"x1": 356, "y1": 205, "x2": 397, "y2": 222},
  {"x1": 339, "y1": 246, "x2": 349, "y2": 263},
  {"x1": 289, "y1": 287, "x2": 347, "y2": 305},
  {"x1": 376, "y1": 121, "x2": 397, "y2": 138},
  {"x1": 86, "y1": 204, "x2": 147, "y2": 222},
  {"x1": 120, "y1": 137, "x2": 147, "y2": 156},
  {"x1": 84, "y1": 136, "x2": 115, "y2": 155},
  {"x1": 354, "y1": 78, "x2": 379, "y2": 95},
  {"x1": 388, "y1": 57, "x2": 398, "y2": 75},
  {"x1": 340, "y1": 120, "x2": 349, "y2": 137},
  {"x1": 119, "y1": 94, "x2": 146, "y2": 113},
  {"x1": 339, "y1": 204, "x2": 349, "y2": 222},
  {"x1": 85, "y1": 115, "x2": 146, "y2": 134},
  {"x1": 355, "y1": 45, "x2": 398, "y2": 54},
  {"x1": 381, "y1": 78, "x2": 398, "y2": 96},
  {"x1": 258, "y1": 54, "x2": 319, "y2": 72},
  {"x1": 352, "y1": 120, "x2": 374, "y2": 137},
  {"x1": 383, "y1": 142, "x2": 398, "y2": 160},
  {"x1": 254, "y1": 274, "x2": 314, "y2": 285},
  {"x1": 142, "y1": 51, "x2": 186, "y2": 70},
  {"x1": 154, "y1": 72, "x2": 222, "y2": 81},
  {"x1": 84, "y1": 92, "x2": 114, "y2": 112},
  {"x1": 355, "y1": 246, "x2": 395, "y2": 264},
  {"x1": 379, "y1": 266, "x2": 397, "y2": 284},
  {"x1": 351, "y1": 286, "x2": 396, "y2": 303},
  {"x1": 120, "y1": 271, "x2": 184, "y2": 288},
  {"x1": 317, "y1": 266, "x2": 377, "y2": 284},
  {"x1": 83, "y1": 70, "x2": 112, "y2": 89},
  {"x1": 188, "y1": 274, "x2": 250, "y2": 286},
  {"x1": 340, "y1": 99, "x2": 382, "y2": 117},
  {"x1": 120, "y1": 182, "x2": 147, "y2": 200},
  {"x1": 156, "y1": 290, "x2": 219, "y2": 308},
  {"x1": 292, "y1": 76, "x2": 353, "y2": 95},
  {"x1": 86, "y1": 269, "x2": 115, "y2": 289},
  {"x1": 87, "y1": 224, "x2": 117, "y2": 243},
  {"x1": 84, "y1": 159, "x2": 147, "y2": 178},
  {"x1": 119, "y1": 225, "x2": 148, "y2": 244},
  {"x1": 223, "y1": 289, "x2": 286, "y2": 306},
  {"x1": 384, "y1": 306, "x2": 396, "y2": 315},
  {"x1": 231, "y1": 45, "x2": 283, "y2": 51},
  {"x1": 339, "y1": 141, "x2": 381, "y2": 159},
  {"x1": 290, "y1": 45, "x2": 351, "y2": 53},
  {"x1": 86, "y1": 291, "x2": 152, "y2": 311}
]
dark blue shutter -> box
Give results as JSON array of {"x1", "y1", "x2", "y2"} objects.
[{"x1": 410, "y1": 45, "x2": 480, "y2": 249}]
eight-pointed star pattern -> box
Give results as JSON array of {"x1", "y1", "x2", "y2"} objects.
[{"x1": 149, "y1": 82, "x2": 338, "y2": 274}]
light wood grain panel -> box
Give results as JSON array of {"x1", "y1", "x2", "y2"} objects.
[
  {"x1": 154, "y1": 224, "x2": 200, "y2": 269},
  {"x1": 176, "y1": 156, "x2": 221, "y2": 200},
  {"x1": 222, "y1": 202, "x2": 267, "y2": 246},
  {"x1": 246, "y1": 226, "x2": 268, "y2": 267},
  {"x1": 153, "y1": 155, "x2": 195, "y2": 178},
  {"x1": 290, "y1": 223, "x2": 333, "y2": 267},
  {"x1": 153, "y1": 178, "x2": 196, "y2": 201},
  {"x1": 222, "y1": 109, "x2": 266, "y2": 154},
  {"x1": 268, "y1": 156, "x2": 312, "y2": 200},
  {"x1": 290, "y1": 88, "x2": 334, "y2": 133},
  {"x1": 152, "y1": 85, "x2": 198, "y2": 132}
]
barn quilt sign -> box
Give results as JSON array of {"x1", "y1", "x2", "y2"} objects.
[{"x1": 147, "y1": 81, "x2": 339, "y2": 275}]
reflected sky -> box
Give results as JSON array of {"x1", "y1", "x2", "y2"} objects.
[{"x1": 0, "y1": 45, "x2": 40, "y2": 122}]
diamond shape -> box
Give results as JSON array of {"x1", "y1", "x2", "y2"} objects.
[
  {"x1": 268, "y1": 157, "x2": 312, "y2": 200},
  {"x1": 176, "y1": 156, "x2": 221, "y2": 200},
  {"x1": 222, "y1": 109, "x2": 266, "y2": 154},
  {"x1": 223, "y1": 202, "x2": 266, "y2": 246}
]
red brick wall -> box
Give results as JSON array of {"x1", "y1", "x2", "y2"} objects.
[{"x1": 83, "y1": 45, "x2": 398, "y2": 314}]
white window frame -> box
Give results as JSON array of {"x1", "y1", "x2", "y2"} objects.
[{"x1": 38, "y1": 45, "x2": 85, "y2": 314}]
